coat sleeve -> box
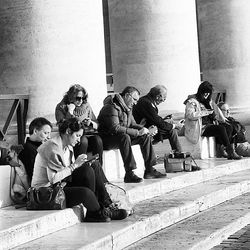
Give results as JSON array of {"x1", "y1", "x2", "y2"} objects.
[
  {"x1": 99, "y1": 105, "x2": 139, "y2": 137},
  {"x1": 39, "y1": 143, "x2": 73, "y2": 184},
  {"x1": 55, "y1": 103, "x2": 74, "y2": 123},
  {"x1": 185, "y1": 100, "x2": 212, "y2": 120},
  {"x1": 136, "y1": 99, "x2": 174, "y2": 131}
]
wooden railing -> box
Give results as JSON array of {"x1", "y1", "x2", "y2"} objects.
[{"x1": 0, "y1": 94, "x2": 29, "y2": 144}]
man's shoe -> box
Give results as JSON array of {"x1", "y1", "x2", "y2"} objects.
[
  {"x1": 144, "y1": 169, "x2": 166, "y2": 179},
  {"x1": 124, "y1": 172, "x2": 143, "y2": 183},
  {"x1": 104, "y1": 204, "x2": 128, "y2": 220}
]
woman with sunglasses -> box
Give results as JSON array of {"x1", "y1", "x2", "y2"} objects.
[
  {"x1": 55, "y1": 84, "x2": 104, "y2": 167},
  {"x1": 184, "y1": 81, "x2": 241, "y2": 160},
  {"x1": 31, "y1": 117, "x2": 127, "y2": 222}
]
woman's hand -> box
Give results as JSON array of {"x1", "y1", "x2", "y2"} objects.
[
  {"x1": 67, "y1": 103, "x2": 76, "y2": 115},
  {"x1": 83, "y1": 118, "x2": 92, "y2": 126},
  {"x1": 73, "y1": 154, "x2": 87, "y2": 169}
]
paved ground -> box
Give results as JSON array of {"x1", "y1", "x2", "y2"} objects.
[{"x1": 212, "y1": 224, "x2": 250, "y2": 250}]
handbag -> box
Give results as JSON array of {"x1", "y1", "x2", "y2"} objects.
[
  {"x1": 105, "y1": 182, "x2": 134, "y2": 216},
  {"x1": 26, "y1": 183, "x2": 66, "y2": 210},
  {"x1": 164, "y1": 153, "x2": 199, "y2": 173}
]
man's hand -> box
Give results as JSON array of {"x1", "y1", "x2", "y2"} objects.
[
  {"x1": 148, "y1": 125, "x2": 158, "y2": 136},
  {"x1": 138, "y1": 127, "x2": 149, "y2": 136},
  {"x1": 67, "y1": 103, "x2": 76, "y2": 115}
]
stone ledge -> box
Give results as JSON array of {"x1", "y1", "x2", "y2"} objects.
[{"x1": 9, "y1": 167, "x2": 250, "y2": 250}]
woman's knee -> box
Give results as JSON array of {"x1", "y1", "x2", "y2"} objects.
[{"x1": 80, "y1": 135, "x2": 89, "y2": 147}]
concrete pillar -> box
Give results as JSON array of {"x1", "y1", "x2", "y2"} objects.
[
  {"x1": 108, "y1": 0, "x2": 201, "y2": 114},
  {"x1": 197, "y1": 0, "x2": 250, "y2": 124},
  {"x1": 0, "y1": 0, "x2": 107, "y2": 123}
]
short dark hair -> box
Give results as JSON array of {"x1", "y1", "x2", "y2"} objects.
[
  {"x1": 62, "y1": 84, "x2": 88, "y2": 104},
  {"x1": 29, "y1": 117, "x2": 52, "y2": 135},
  {"x1": 121, "y1": 86, "x2": 140, "y2": 97},
  {"x1": 58, "y1": 117, "x2": 85, "y2": 135}
]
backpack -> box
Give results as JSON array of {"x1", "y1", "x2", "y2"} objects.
[{"x1": 7, "y1": 145, "x2": 30, "y2": 205}]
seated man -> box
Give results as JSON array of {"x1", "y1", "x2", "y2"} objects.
[
  {"x1": 218, "y1": 102, "x2": 250, "y2": 157},
  {"x1": 133, "y1": 85, "x2": 183, "y2": 152},
  {"x1": 18, "y1": 117, "x2": 52, "y2": 182},
  {"x1": 97, "y1": 86, "x2": 166, "y2": 183}
]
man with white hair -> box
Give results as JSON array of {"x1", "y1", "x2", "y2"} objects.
[{"x1": 133, "y1": 85, "x2": 183, "y2": 153}]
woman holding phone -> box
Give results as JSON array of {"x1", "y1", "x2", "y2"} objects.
[
  {"x1": 184, "y1": 81, "x2": 241, "y2": 160},
  {"x1": 31, "y1": 118, "x2": 127, "y2": 222},
  {"x1": 55, "y1": 84, "x2": 104, "y2": 166}
]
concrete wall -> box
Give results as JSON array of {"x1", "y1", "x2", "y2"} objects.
[
  {"x1": 0, "y1": 0, "x2": 107, "y2": 124},
  {"x1": 108, "y1": 0, "x2": 201, "y2": 115},
  {"x1": 197, "y1": 0, "x2": 250, "y2": 124}
]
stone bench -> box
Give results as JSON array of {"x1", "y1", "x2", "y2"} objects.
[
  {"x1": 0, "y1": 144, "x2": 144, "y2": 208},
  {"x1": 102, "y1": 145, "x2": 144, "y2": 181},
  {"x1": 153, "y1": 136, "x2": 216, "y2": 159}
]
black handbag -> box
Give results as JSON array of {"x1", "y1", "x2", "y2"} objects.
[{"x1": 26, "y1": 183, "x2": 66, "y2": 210}]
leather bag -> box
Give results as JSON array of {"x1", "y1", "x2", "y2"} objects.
[
  {"x1": 26, "y1": 183, "x2": 66, "y2": 210},
  {"x1": 164, "y1": 154, "x2": 194, "y2": 173}
]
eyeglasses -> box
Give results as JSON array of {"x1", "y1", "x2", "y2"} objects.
[
  {"x1": 128, "y1": 93, "x2": 139, "y2": 103},
  {"x1": 75, "y1": 96, "x2": 87, "y2": 102}
]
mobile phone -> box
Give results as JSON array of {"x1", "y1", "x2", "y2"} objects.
[
  {"x1": 163, "y1": 114, "x2": 172, "y2": 120},
  {"x1": 84, "y1": 154, "x2": 99, "y2": 164}
]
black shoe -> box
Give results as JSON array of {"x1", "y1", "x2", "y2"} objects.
[
  {"x1": 124, "y1": 172, "x2": 143, "y2": 183},
  {"x1": 104, "y1": 204, "x2": 128, "y2": 220},
  {"x1": 191, "y1": 165, "x2": 201, "y2": 171},
  {"x1": 144, "y1": 169, "x2": 166, "y2": 179},
  {"x1": 84, "y1": 209, "x2": 111, "y2": 222}
]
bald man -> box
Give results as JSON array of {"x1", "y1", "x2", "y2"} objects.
[{"x1": 133, "y1": 85, "x2": 183, "y2": 153}]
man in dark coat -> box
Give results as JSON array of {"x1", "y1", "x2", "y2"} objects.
[
  {"x1": 133, "y1": 85, "x2": 183, "y2": 153},
  {"x1": 98, "y1": 86, "x2": 166, "y2": 183}
]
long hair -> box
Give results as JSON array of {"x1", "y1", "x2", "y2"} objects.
[
  {"x1": 62, "y1": 84, "x2": 88, "y2": 104},
  {"x1": 196, "y1": 81, "x2": 213, "y2": 109}
]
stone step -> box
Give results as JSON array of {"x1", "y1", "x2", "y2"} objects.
[
  {"x1": 6, "y1": 166, "x2": 250, "y2": 250},
  {"x1": 127, "y1": 192, "x2": 250, "y2": 250}
]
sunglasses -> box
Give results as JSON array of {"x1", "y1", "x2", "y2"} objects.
[{"x1": 75, "y1": 96, "x2": 87, "y2": 102}]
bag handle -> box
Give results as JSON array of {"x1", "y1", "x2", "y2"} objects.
[{"x1": 36, "y1": 188, "x2": 54, "y2": 204}]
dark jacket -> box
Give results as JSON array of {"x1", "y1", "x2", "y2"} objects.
[
  {"x1": 133, "y1": 93, "x2": 174, "y2": 132},
  {"x1": 97, "y1": 93, "x2": 143, "y2": 137},
  {"x1": 18, "y1": 138, "x2": 42, "y2": 182}
]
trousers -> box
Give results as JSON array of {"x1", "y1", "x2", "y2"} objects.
[{"x1": 100, "y1": 133, "x2": 157, "y2": 173}]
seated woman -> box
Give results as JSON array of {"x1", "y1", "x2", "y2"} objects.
[
  {"x1": 31, "y1": 117, "x2": 127, "y2": 222},
  {"x1": 184, "y1": 81, "x2": 241, "y2": 160},
  {"x1": 55, "y1": 84, "x2": 104, "y2": 166},
  {"x1": 218, "y1": 102, "x2": 250, "y2": 157},
  {"x1": 19, "y1": 117, "x2": 53, "y2": 183}
]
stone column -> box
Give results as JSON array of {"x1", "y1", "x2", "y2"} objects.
[
  {"x1": 0, "y1": 0, "x2": 107, "y2": 122},
  {"x1": 108, "y1": 0, "x2": 201, "y2": 114},
  {"x1": 197, "y1": 0, "x2": 250, "y2": 124}
]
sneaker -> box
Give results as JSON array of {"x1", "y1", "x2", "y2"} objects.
[
  {"x1": 104, "y1": 204, "x2": 128, "y2": 220},
  {"x1": 84, "y1": 209, "x2": 111, "y2": 222},
  {"x1": 124, "y1": 171, "x2": 143, "y2": 183},
  {"x1": 144, "y1": 168, "x2": 166, "y2": 179}
]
